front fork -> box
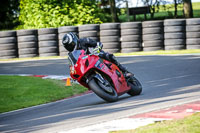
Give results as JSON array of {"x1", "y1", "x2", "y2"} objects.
[{"x1": 87, "y1": 72, "x2": 109, "y2": 86}]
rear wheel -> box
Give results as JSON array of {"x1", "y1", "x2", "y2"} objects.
[
  {"x1": 88, "y1": 77, "x2": 118, "y2": 102},
  {"x1": 127, "y1": 77, "x2": 142, "y2": 96}
]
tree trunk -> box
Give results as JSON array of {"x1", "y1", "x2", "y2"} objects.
[
  {"x1": 151, "y1": 6, "x2": 155, "y2": 19},
  {"x1": 174, "y1": 0, "x2": 178, "y2": 18},
  {"x1": 183, "y1": 0, "x2": 193, "y2": 18},
  {"x1": 109, "y1": 0, "x2": 118, "y2": 22},
  {"x1": 126, "y1": 0, "x2": 130, "y2": 22}
]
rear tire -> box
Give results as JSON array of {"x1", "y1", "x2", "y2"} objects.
[
  {"x1": 127, "y1": 77, "x2": 142, "y2": 96},
  {"x1": 88, "y1": 78, "x2": 118, "y2": 102}
]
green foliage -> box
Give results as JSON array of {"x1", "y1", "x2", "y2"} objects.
[
  {"x1": 0, "y1": 75, "x2": 88, "y2": 113},
  {"x1": 0, "y1": 0, "x2": 20, "y2": 30},
  {"x1": 110, "y1": 113, "x2": 200, "y2": 133},
  {"x1": 19, "y1": 0, "x2": 105, "y2": 29}
]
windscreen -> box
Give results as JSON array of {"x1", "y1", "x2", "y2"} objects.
[{"x1": 68, "y1": 50, "x2": 82, "y2": 66}]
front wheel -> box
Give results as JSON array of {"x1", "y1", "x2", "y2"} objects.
[
  {"x1": 127, "y1": 76, "x2": 142, "y2": 96},
  {"x1": 88, "y1": 78, "x2": 118, "y2": 102}
]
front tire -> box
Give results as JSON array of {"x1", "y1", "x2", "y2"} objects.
[
  {"x1": 88, "y1": 78, "x2": 118, "y2": 102},
  {"x1": 127, "y1": 76, "x2": 142, "y2": 96}
]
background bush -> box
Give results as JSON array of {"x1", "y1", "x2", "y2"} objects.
[{"x1": 19, "y1": 0, "x2": 105, "y2": 29}]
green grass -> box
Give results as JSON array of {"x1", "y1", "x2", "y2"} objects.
[
  {"x1": 0, "y1": 75, "x2": 88, "y2": 113},
  {"x1": 114, "y1": 49, "x2": 200, "y2": 56},
  {"x1": 0, "y1": 56, "x2": 67, "y2": 62},
  {"x1": 110, "y1": 113, "x2": 200, "y2": 133},
  {"x1": 0, "y1": 49, "x2": 200, "y2": 62},
  {"x1": 158, "y1": 2, "x2": 200, "y2": 11},
  {"x1": 119, "y1": 2, "x2": 200, "y2": 22}
]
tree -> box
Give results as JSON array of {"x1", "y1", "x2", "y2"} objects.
[
  {"x1": 0, "y1": 0, "x2": 20, "y2": 29},
  {"x1": 109, "y1": 0, "x2": 119, "y2": 22},
  {"x1": 19, "y1": 0, "x2": 105, "y2": 29},
  {"x1": 99, "y1": 0, "x2": 119, "y2": 22},
  {"x1": 141, "y1": 0, "x2": 163, "y2": 19},
  {"x1": 183, "y1": 0, "x2": 193, "y2": 18},
  {"x1": 174, "y1": 0, "x2": 178, "y2": 18}
]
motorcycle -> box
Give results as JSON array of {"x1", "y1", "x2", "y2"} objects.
[{"x1": 67, "y1": 49, "x2": 142, "y2": 102}]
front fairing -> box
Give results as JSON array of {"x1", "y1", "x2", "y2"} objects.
[
  {"x1": 68, "y1": 50, "x2": 130, "y2": 94},
  {"x1": 68, "y1": 50, "x2": 82, "y2": 66},
  {"x1": 68, "y1": 50, "x2": 99, "y2": 81}
]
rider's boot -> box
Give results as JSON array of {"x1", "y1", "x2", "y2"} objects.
[
  {"x1": 108, "y1": 54, "x2": 133, "y2": 78},
  {"x1": 116, "y1": 63, "x2": 133, "y2": 78}
]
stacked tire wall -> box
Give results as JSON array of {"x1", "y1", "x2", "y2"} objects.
[
  {"x1": 58, "y1": 26, "x2": 78, "y2": 56},
  {"x1": 0, "y1": 18, "x2": 200, "y2": 59},
  {"x1": 121, "y1": 22, "x2": 142, "y2": 53},
  {"x1": 0, "y1": 31, "x2": 18, "y2": 59},
  {"x1": 164, "y1": 19, "x2": 186, "y2": 50},
  {"x1": 186, "y1": 18, "x2": 200, "y2": 49},
  {"x1": 17, "y1": 29, "x2": 38, "y2": 58},
  {"x1": 38, "y1": 28, "x2": 59, "y2": 57},
  {"x1": 79, "y1": 24, "x2": 100, "y2": 42},
  {"x1": 100, "y1": 23, "x2": 120, "y2": 53},
  {"x1": 142, "y1": 20, "x2": 164, "y2": 51}
]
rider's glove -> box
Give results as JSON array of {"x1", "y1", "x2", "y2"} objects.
[
  {"x1": 93, "y1": 47, "x2": 100, "y2": 55},
  {"x1": 97, "y1": 42, "x2": 103, "y2": 49},
  {"x1": 92, "y1": 42, "x2": 103, "y2": 55}
]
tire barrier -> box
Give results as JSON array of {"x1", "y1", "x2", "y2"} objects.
[
  {"x1": 0, "y1": 31, "x2": 18, "y2": 59},
  {"x1": 38, "y1": 28, "x2": 59, "y2": 57},
  {"x1": 186, "y1": 18, "x2": 200, "y2": 49},
  {"x1": 17, "y1": 29, "x2": 38, "y2": 58},
  {"x1": 58, "y1": 26, "x2": 78, "y2": 56},
  {"x1": 0, "y1": 18, "x2": 200, "y2": 59},
  {"x1": 164, "y1": 19, "x2": 186, "y2": 50},
  {"x1": 100, "y1": 23, "x2": 120, "y2": 53},
  {"x1": 142, "y1": 20, "x2": 164, "y2": 51},
  {"x1": 79, "y1": 24, "x2": 100, "y2": 42},
  {"x1": 121, "y1": 22, "x2": 142, "y2": 53}
]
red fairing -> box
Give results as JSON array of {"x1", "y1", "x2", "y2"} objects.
[
  {"x1": 69, "y1": 50, "x2": 130, "y2": 95},
  {"x1": 98, "y1": 60, "x2": 130, "y2": 95},
  {"x1": 70, "y1": 50, "x2": 99, "y2": 81}
]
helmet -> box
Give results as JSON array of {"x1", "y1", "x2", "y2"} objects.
[{"x1": 62, "y1": 32, "x2": 79, "y2": 52}]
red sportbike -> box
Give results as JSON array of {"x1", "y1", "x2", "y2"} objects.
[{"x1": 68, "y1": 49, "x2": 142, "y2": 102}]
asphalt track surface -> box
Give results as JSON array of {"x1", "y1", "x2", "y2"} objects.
[{"x1": 0, "y1": 55, "x2": 200, "y2": 133}]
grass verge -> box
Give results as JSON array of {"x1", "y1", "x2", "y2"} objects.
[
  {"x1": 114, "y1": 49, "x2": 200, "y2": 56},
  {"x1": 0, "y1": 75, "x2": 88, "y2": 113},
  {"x1": 0, "y1": 56, "x2": 67, "y2": 62},
  {"x1": 0, "y1": 49, "x2": 200, "y2": 62},
  {"x1": 110, "y1": 113, "x2": 200, "y2": 133}
]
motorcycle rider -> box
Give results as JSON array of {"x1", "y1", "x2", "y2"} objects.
[{"x1": 62, "y1": 32, "x2": 132, "y2": 77}]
